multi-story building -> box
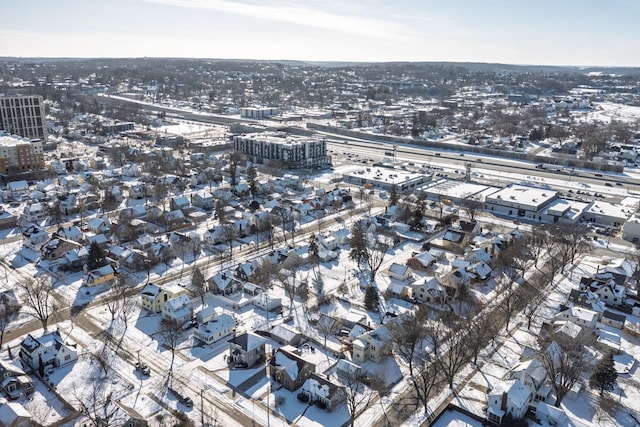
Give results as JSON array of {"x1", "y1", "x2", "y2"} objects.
[
  {"x1": 0, "y1": 133, "x2": 45, "y2": 175},
  {"x1": 0, "y1": 95, "x2": 47, "y2": 141},
  {"x1": 233, "y1": 132, "x2": 331, "y2": 169}
]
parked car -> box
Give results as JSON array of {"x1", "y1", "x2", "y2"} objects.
[
  {"x1": 135, "y1": 362, "x2": 150, "y2": 376},
  {"x1": 168, "y1": 387, "x2": 193, "y2": 407}
]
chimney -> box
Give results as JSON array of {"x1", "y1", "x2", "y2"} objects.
[{"x1": 501, "y1": 392, "x2": 508, "y2": 411}]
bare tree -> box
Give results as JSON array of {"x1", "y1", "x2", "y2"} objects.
[
  {"x1": 192, "y1": 267, "x2": 207, "y2": 305},
  {"x1": 17, "y1": 276, "x2": 58, "y2": 331},
  {"x1": 539, "y1": 334, "x2": 590, "y2": 407},
  {"x1": 389, "y1": 307, "x2": 432, "y2": 411},
  {"x1": 460, "y1": 195, "x2": 483, "y2": 221},
  {"x1": 338, "y1": 369, "x2": 380, "y2": 427},
  {"x1": 159, "y1": 318, "x2": 183, "y2": 383},
  {"x1": 316, "y1": 313, "x2": 340, "y2": 347},
  {"x1": 72, "y1": 378, "x2": 126, "y2": 427},
  {"x1": 104, "y1": 276, "x2": 126, "y2": 329},
  {"x1": 427, "y1": 320, "x2": 471, "y2": 389}
]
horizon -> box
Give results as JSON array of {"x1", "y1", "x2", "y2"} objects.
[{"x1": 2, "y1": 0, "x2": 640, "y2": 67}]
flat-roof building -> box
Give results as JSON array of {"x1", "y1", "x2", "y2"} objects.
[
  {"x1": 485, "y1": 184, "x2": 559, "y2": 221},
  {"x1": 0, "y1": 133, "x2": 45, "y2": 176},
  {"x1": 233, "y1": 132, "x2": 331, "y2": 169},
  {"x1": 343, "y1": 166, "x2": 430, "y2": 192},
  {"x1": 0, "y1": 95, "x2": 47, "y2": 141}
]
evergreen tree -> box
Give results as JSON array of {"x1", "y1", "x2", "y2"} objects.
[
  {"x1": 247, "y1": 164, "x2": 258, "y2": 198},
  {"x1": 349, "y1": 222, "x2": 368, "y2": 274},
  {"x1": 589, "y1": 351, "x2": 617, "y2": 396},
  {"x1": 87, "y1": 241, "x2": 107, "y2": 271},
  {"x1": 214, "y1": 199, "x2": 226, "y2": 223},
  {"x1": 364, "y1": 285, "x2": 379, "y2": 311},
  {"x1": 388, "y1": 184, "x2": 399, "y2": 207}
]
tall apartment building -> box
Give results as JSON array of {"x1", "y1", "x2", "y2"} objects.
[
  {"x1": 233, "y1": 132, "x2": 331, "y2": 169},
  {"x1": 0, "y1": 133, "x2": 45, "y2": 175},
  {"x1": 0, "y1": 95, "x2": 47, "y2": 141}
]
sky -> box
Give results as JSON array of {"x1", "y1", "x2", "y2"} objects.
[{"x1": 1, "y1": 0, "x2": 639, "y2": 67}]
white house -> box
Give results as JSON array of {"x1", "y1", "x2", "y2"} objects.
[
  {"x1": 22, "y1": 203, "x2": 46, "y2": 222},
  {"x1": 487, "y1": 379, "x2": 532, "y2": 424},
  {"x1": 22, "y1": 225, "x2": 49, "y2": 251},
  {"x1": 87, "y1": 217, "x2": 111, "y2": 234},
  {"x1": 554, "y1": 305, "x2": 598, "y2": 329},
  {"x1": 19, "y1": 330, "x2": 77, "y2": 372},
  {"x1": 162, "y1": 294, "x2": 193, "y2": 325},
  {"x1": 535, "y1": 401, "x2": 568, "y2": 426},
  {"x1": 385, "y1": 263, "x2": 413, "y2": 281},
  {"x1": 194, "y1": 313, "x2": 235, "y2": 344},
  {"x1": 7, "y1": 180, "x2": 29, "y2": 200}
]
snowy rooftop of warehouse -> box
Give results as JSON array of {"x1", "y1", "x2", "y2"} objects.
[
  {"x1": 420, "y1": 179, "x2": 493, "y2": 200},
  {"x1": 486, "y1": 184, "x2": 558, "y2": 208}
]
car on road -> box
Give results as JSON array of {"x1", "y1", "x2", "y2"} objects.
[
  {"x1": 616, "y1": 182, "x2": 623, "y2": 186},
  {"x1": 594, "y1": 173, "x2": 603, "y2": 177},
  {"x1": 605, "y1": 182, "x2": 612, "y2": 187}
]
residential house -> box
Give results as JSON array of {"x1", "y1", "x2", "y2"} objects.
[
  {"x1": 579, "y1": 275, "x2": 628, "y2": 308},
  {"x1": 352, "y1": 324, "x2": 393, "y2": 363},
  {"x1": 7, "y1": 180, "x2": 29, "y2": 200},
  {"x1": 54, "y1": 225, "x2": 84, "y2": 243},
  {"x1": 235, "y1": 260, "x2": 258, "y2": 282},
  {"x1": 601, "y1": 310, "x2": 626, "y2": 330},
  {"x1": 58, "y1": 247, "x2": 90, "y2": 271},
  {"x1": 535, "y1": 402, "x2": 568, "y2": 426},
  {"x1": 112, "y1": 400, "x2": 149, "y2": 427},
  {"x1": 507, "y1": 359, "x2": 551, "y2": 404},
  {"x1": 192, "y1": 190, "x2": 215, "y2": 211},
  {"x1": 160, "y1": 209, "x2": 191, "y2": 231},
  {"x1": 269, "y1": 324, "x2": 302, "y2": 347},
  {"x1": 194, "y1": 313, "x2": 235, "y2": 345},
  {"x1": 386, "y1": 282, "x2": 412, "y2": 299},
  {"x1": 0, "y1": 401, "x2": 32, "y2": 427},
  {"x1": 412, "y1": 277, "x2": 446, "y2": 304},
  {"x1": 252, "y1": 292, "x2": 282, "y2": 312},
  {"x1": 0, "y1": 360, "x2": 34, "y2": 399},
  {"x1": 385, "y1": 263, "x2": 413, "y2": 281},
  {"x1": 83, "y1": 264, "x2": 116, "y2": 287},
  {"x1": 139, "y1": 283, "x2": 186, "y2": 313},
  {"x1": 22, "y1": 202, "x2": 46, "y2": 222},
  {"x1": 228, "y1": 332, "x2": 267, "y2": 368},
  {"x1": 301, "y1": 372, "x2": 344, "y2": 411},
  {"x1": 0, "y1": 290, "x2": 20, "y2": 315},
  {"x1": 0, "y1": 209, "x2": 17, "y2": 230},
  {"x1": 86, "y1": 233, "x2": 109, "y2": 249},
  {"x1": 208, "y1": 271, "x2": 243, "y2": 296},
  {"x1": 554, "y1": 305, "x2": 598, "y2": 329},
  {"x1": 406, "y1": 251, "x2": 436, "y2": 271},
  {"x1": 162, "y1": 294, "x2": 193, "y2": 325},
  {"x1": 317, "y1": 235, "x2": 339, "y2": 251},
  {"x1": 41, "y1": 238, "x2": 83, "y2": 261},
  {"x1": 19, "y1": 330, "x2": 77, "y2": 372},
  {"x1": 170, "y1": 197, "x2": 190, "y2": 212},
  {"x1": 486, "y1": 379, "x2": 532, "y2": 424},
  {"x1": 272, "y1": 345, "x2": 316, "y2": 391},
  {"x1": 86, "y1": 217, "x2": 111, "y2": 234},
  {"x1": 22, "y1": 225, "x2": 48, "y2": 251}
]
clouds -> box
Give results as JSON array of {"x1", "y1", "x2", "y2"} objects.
[{"x1": 142, "y1": 0, "x2": 412, "y2": 41}]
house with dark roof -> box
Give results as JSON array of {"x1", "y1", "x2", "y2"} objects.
[
  {"x1": 301, "y1": 372, "x2": 344, "y2": 411},
  {"x1": 271, "y1": 345, "x2": 316, "y2": 391},
  {"x1": 228, "y1": 332, "x2": 267, "y2": 368},
  {"x1": 19, "y1": 330, "x2": 77, "y2": 372}
]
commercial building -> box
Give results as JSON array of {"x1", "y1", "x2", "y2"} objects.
[
  {"x1": 233, "y1": 132, "x2": 331, "y2": 169},
  {"x1": 240, "y1": 107, "x2": 279, "y2": 120},
  {"x1": 343, "y1": 166, "x2": 430, "y2": 192},
  {"x1": 484, "y1": 184, "x2": 559, "y2": 222},
  {"x1": 0, "y1": 95, "x2": 47, "y2": 141},
  {"x1": 0, "y1": 133, "x2": 45, "y2": 175}
]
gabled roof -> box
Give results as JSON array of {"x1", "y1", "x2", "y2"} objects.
[{"x1": 228, "y1": 332, "x2": 267, "y2": 352}]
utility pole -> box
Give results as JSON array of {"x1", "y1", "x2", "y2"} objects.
[{"x1": 201, "y1": 389, "x2": 204, "y2": 426}]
